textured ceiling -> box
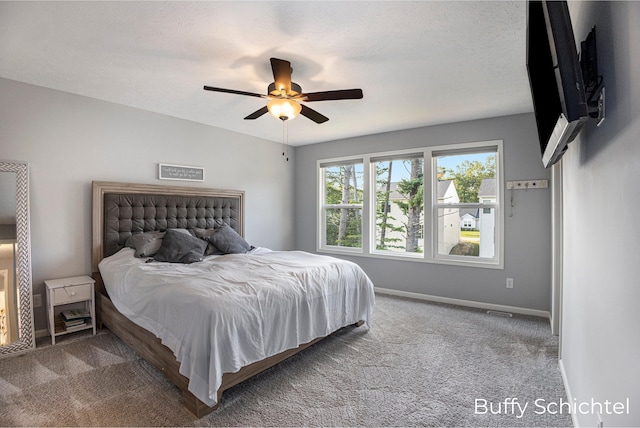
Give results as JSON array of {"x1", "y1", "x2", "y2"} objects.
[{"x1": 0, "y1": 1, "x2": 533, "y2": 146}]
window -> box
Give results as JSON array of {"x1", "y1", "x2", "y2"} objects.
[
  {"x1": 317, "y1": 140, "x2": 503, "y2": 268},
  {"x1": 373, "y1": 154, "x2": 424, "y2": 255},
  {"x1": 433, "y1": 148, "x2": 498, "y2": 261},
  {"x1": 319, "y1": 160, "x2": 364, "y2": 250}
]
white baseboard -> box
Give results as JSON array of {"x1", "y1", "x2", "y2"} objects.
[
  {"x1": 559, "y1": 358, "x2": 579, "y2": 428},
  {"x1": 375, "y1": 287, "x2": 551, "y2": 319},
  {"x1": 35, "y1": 328, "x2": 49, "y2": 339}
]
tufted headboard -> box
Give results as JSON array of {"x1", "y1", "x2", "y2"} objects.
[{"x1": 91, "y1": 181, "x2": 244, "y2": 273}]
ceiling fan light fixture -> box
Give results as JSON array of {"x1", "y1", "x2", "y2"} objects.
[
  {"x1": 204, "y1": 58, "x2": 361, "y2": 124},
  {"x1": 267, "y1": 98, "x2": 302, "y2": 121}
]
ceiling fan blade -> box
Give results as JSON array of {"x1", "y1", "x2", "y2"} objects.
[
  {"x1": 244, "y1": 106, "x2": 269, "y2": 120},
  {"x1": 300, "y1": 105, "x2": 329, "y2": 124},
  {"x1": 203, "y1": 86, "x2": 264, "y2": 98},
  {"x1": 270, "y1": 58, "x2": 292, "y2": 93},
  {"x1": 302, "y1": 89, "x2": 364, "y2": 102}
]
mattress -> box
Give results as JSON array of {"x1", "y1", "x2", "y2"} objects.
[{"x1": 98, "y1": 247, "x2": 375, "y2": 406}]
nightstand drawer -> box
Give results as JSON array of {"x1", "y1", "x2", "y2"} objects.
[{"x1": 52, "y1": 283, "x2": 92, "y2": 305}]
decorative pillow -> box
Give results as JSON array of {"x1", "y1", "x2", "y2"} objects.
[
  {"x1": 191, "y1": 228, "x2": 223, "y2": 256},
  {"x1": 125, "y1": 231, "x2": 166, "y2": 258},
  {"x1": 191, "y1": 228, "x2": 214, "y2": 239},
  {"x1": 154, "y1": 229, "x2": 207, "y2": 264},
  {"x1": 168, "y1": 228, "x2": 195, "y2": 236},
  {"x1": 209, "y1": 223, "x2": 252, "y2": 254}
]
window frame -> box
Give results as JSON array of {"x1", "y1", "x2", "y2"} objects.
[
  {"x1": 431, "y1": 142, "x2": 502, "y2": 267},
  {"x1": 370, "y1": 150, "x2": 425, "y2": 258},
  {"x1": 317, "y1": 140, "x2": 504, "y2": 269},
  {"x1": 318, "y1": 157, "x2": 366, "y2": 254}
]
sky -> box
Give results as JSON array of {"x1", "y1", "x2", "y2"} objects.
[{"x1": 388, "y1": 152, "x2": 494, "y2": 182}]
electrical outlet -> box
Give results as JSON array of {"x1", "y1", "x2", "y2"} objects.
[
  {"x1": 33, "y1": 293, "x2": 42, "y2": 308},
  {"x1": 506, "y1": 278, "x2": 514, "y2": 289}
]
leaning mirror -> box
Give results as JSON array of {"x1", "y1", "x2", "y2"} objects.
[{"x1": 0, "y1": 161, "x2": 34, "y2": 355}]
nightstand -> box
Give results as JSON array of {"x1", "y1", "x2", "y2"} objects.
[{"x1": 45, "y1": 275, "x2": 96, "y2": 345}]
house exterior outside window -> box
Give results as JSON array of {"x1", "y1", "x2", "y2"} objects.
[
  {"x1": 460, "y1": 209, "x2": 479, "y2": 230},
  {"x1": 437, "y1": 180, "x2": 461, "y2": 256},
  {"x1": 478, "y1": 180, "x2": 497, "y2": 258}
]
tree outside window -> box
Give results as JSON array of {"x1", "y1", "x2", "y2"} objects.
[
  {"x1": 322, "y1": 163, "x2": 363, "y2": 248},
  {"x1": 374, "y1": 156, "x2": 424, "y2": 253}
]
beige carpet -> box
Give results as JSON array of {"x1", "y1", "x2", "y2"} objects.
[{"x1": 0, "y1": 294, "x2": 572, "y2": 427}]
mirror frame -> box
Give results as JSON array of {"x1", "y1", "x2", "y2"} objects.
[{"x1": 0, "y1": 161, "x2": 34, "y2": 355}]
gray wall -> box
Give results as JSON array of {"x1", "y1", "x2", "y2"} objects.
[
  {"x1": 0, "y1": 78, "x2": 295, "y2": 332},
  {"x1": 560, "y1": 2, "x2": 640, "y2": 427},
  {"x1": 295, "y1": 113, "x2": 553, "y2": 312}
]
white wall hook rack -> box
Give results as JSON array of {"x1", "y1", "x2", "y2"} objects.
[{"x1": 506, "y1": 180, "x2": 548, "y2": 190}]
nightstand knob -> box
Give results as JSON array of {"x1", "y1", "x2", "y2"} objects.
[{"x1": 70, "y1": 291, "x2": 76, "y2": 296}]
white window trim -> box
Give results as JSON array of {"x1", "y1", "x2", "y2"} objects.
[
  {"x1": 429, "y1": 140, "x2": 504, "y2": 268},
  {"x1": 317, "y1": 140, "x2": 504, "y2": 269},
  {"x1": 317, "y1": 156, "x2": 366, "y2": 253},
  {"x1": 368, "y1": 149, "x2": 425, "y2": 258}
]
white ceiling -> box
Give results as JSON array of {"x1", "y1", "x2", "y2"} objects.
[{"x1": 0, "y1": 1, "x2": 533, "y2": 146}]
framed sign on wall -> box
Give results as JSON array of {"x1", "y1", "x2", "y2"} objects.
[{"x1": 158, "y1": 164, "x2": 205, "y2": 182}]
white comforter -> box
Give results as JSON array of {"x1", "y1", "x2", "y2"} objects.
[{"x1": 98, "y1": 247, "x2": 375, "y2": 407}]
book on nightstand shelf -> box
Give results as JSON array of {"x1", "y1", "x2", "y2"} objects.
[
  {"x1": 63, "y1": 318, "x2": 86, "y2": 327},
  {"x1": 61, "y1": 309, "x2": 91, "y2": 321},
  {"x1": 60, "y1": 309, "x2": 91, "y2": 331},
  {"x1": 65, "y1": 322, "x2": 89, "y2": 332}
]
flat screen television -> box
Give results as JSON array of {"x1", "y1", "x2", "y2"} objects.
[{"x1": 526, "y1": 0, "x2": 588, "y2": 168}]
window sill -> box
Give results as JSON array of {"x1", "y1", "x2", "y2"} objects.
[
  {"x1": 318, "y1": 246, "x2": 363, "y2": 255},
  {"x1": 317, "y1": 248, "x2": 503, "y2": 269}
]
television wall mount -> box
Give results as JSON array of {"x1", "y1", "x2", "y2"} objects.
[
  {"x1": 581, "y1": 26, "x2": 605, "y2": 126},
  {"x1": 591, "y1": 87, "x2": 605, "y2": 127}
]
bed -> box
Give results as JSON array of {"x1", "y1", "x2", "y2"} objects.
[{"x1": 91, "y1": 181, "x2": 375, "y2": 417}]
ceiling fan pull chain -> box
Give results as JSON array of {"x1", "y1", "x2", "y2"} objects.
[
  {"x1": 284, "y1": 122, "x2": 289, "y2": 162},
  {"x1": 282, "y1": 121, "x2": 286, "y2": 158}
]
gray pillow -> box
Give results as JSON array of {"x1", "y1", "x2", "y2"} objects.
[
  {"x1": 125, "y1": 231, "x2": 166, "y2": 258},
  {"x1": 191, "y1": 228, "x2": 214, "y2": 239},
  {"x1": 154, "y1": 229, "x2": 207, "y2": 264},
  {"x1": 168, "y1": 228, "x2": 195, "y2": 237},
  {"x1": 209, "y1": 223, "x2": 252, "y2": 254},
  {"x1": 191, "y1": 228, "x2": 223, "y2": 255}
]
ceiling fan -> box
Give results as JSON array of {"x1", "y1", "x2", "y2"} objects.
[{"x1": 203, "y1": 58, "x2": 363, "y2": 123}]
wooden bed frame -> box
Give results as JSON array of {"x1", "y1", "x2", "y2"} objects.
[{"x1": 91, "y1": 181, "x2": 362, "y2": 417}]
